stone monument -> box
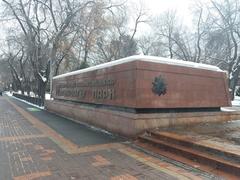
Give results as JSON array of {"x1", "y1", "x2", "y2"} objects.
[{"x1": 46, "y1": 55, "x2": 239, "y2": 137}]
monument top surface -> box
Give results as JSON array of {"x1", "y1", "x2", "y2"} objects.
[{"x1": 53, "y1": 55, "x2": 222, "y2": 79}]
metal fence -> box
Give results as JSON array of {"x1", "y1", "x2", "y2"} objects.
[{"x1": 13, "y1": 93, "x2": 44, "y2": 106}]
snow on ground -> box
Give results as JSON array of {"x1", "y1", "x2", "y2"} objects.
[
  {"x1": 6, "y1": 91, "x2": 52, "y2": 100},
  {"x1": 5, "y1": 91, "x2": 13, "y2": 96},
  {"x1": 45, "y1": 93, "x2": 53, "y2": 100},
  {"x1": 5, "y1": 92, "x2": 44, "y2": 109},
  {"x1": 30, "y1": 92, "x2": 37, "y2": 97},
  {"x1": 221, "y1": 107, "x2": 236, "y2": 112},
  {"x1": 5, "y1": 91, "x2": 53, "y2": 108},
  {"x1": 232, "y1": 96, "x2": 240, "y2": 106},
  {"x1": 54, "y1": 55, "x2": 222, "y2": 79},
  {"x1": 232, "y1": 100, "x2": 240, "y2": 106}
]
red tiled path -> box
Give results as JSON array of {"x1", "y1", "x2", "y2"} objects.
[{"x1": 0, "y1": 96, "x2": 220, "y2": 179}]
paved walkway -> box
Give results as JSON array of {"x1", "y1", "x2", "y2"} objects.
[{"x1": 0, "y1": 96, "x2": 221, "y2": 180}]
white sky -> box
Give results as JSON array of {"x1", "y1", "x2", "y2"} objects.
[
  {"x1": 128, "y1": 0, "x2": 197, "y2": 36},
  {"x1": 0, "y1": 0, "x2": 199, "y2": 42},
  {"x1": 143, "y1": 0, "x2": 193, "y2": 24}
]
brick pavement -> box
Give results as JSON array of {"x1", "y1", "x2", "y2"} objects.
[{"x1": 0, "y1": 96, "x2": 221, "y2": 180}]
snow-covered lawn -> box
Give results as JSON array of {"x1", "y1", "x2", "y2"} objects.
[
  {"x1": 232, "y1": 96, "x2": 240, "y2": 106},
  {"x1": 5, "y1": 91, "x2": 53, "y2": 101},
  {"x1": 5, "y1": 91, "x2": 13, "y2": 96}
]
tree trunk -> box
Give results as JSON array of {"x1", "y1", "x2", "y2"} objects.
[
  {"x1": 40, "y1": 81, "x2": 46, "y2": 106},
  {"x1": 230, "y1": 70, "x2": 240, "y2": 100}
]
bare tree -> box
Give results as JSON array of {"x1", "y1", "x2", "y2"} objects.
[
  {"x1": 147, "y1": 10, "x2": 195, "y2": 61},
  {"x1": 199, "y1": 0, "x2": 240, "y2": 98},
  {"x1": 93, "y1": 2, "x2": 147, "y2": 63},
  {"x1": 1, "y1": 0, "x2": 96, "y2": 101},
  {"x1": 138, "y1": 34, "x2": 166, "y2": 56}
]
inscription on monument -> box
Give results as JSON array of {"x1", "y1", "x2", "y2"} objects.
[
  {"x1": 56, "y1": 79, "x2": 116, "y2": 100},
  {"x1": 92, "y1": 88, "x2": 115, "y2": 100}
]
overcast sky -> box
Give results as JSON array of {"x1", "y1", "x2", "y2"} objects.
[
  {"x1": 143, "y1": 0, "x2": 193, "y2": 23},
  {"x1": 0, "y1": 0, "x2": 203, "y2": 42},
  {"x1": 127, "y1": 0, "x2": 198, "y2": 36}
]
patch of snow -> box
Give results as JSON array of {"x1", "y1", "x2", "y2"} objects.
[
  {"x1": 226, "y1": 120, "x2": 240, "y2": 123},
  {"x1": 42, "y1": 77, "x2": 47, "y2": 82},
  {"x1": 84, "y1": 123, "x2": 113, "y2": 136},
  {"x1": 54, "y1": 55, "x2": 223, "y2": 79},
  {"x1": 45, "y1": 93, "x2": 53, "y2": 100},
  {"x1": 30, "y1": 92, "x2": 36, "y2": 97},
  {"x1": 221, "y1": 107, "x2": 236, "y2": 112},
  {"x1": 38, "y1": 72, "x2": 47, "y2": 82},
  {"x1": 234, "y1": 96, "x2": 240, "y2": 100},
  {"x1": 232, "y1": 100, "x2": 240, "y2": 107},
  {"x1": 232, "y1": 95, "x2": 240, "y2": 107},
  {"x1": 5, "y1": 91, "x2": 13, "y2": 96}
]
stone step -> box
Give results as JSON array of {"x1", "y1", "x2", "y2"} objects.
[
  {"x1": 147, "y1": 130, "x2": 240, "y2": 163},
  {"x1": 138, "y1": 134, "x2": 240, "y2": 176}
]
